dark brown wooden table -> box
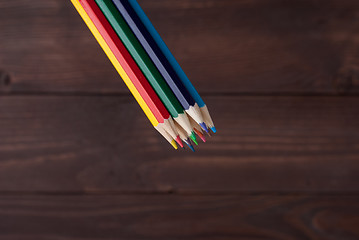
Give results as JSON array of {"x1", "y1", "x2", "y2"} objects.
[{"x1": 1, "y1": 0, "x2": 359, "y2": 239}]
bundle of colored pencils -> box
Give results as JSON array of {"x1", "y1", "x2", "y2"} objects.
[{"x1": 71, "y1": 0, "x2": 216, "y2": 151}]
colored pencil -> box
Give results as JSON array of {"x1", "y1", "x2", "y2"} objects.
[
  {"x1": 126, "y1": 0, "x2": 216, "y2": 133},
  {"x1": 94, "y1": 0, "x2": 195, "y2": 138},
  {"x1": 110, "y1": 0, "x2": 208, "y2": 132},
  {"x1": 71, "y1": 0, "x2": 179, "y2": 149}
]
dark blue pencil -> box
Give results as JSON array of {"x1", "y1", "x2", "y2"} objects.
[
  {"x1": 112, "y1": 0, "x2": 208, "y2": 133},
  {"x1": 127, "y1": 0, "x2": 215, "y2": 133}
]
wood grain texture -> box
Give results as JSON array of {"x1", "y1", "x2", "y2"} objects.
[
  {"x1": 0, "y1": 95, "x2": 358, "y2": 192},
  {"x1": 1, "y1": 0, "x2": 359, "y2": 94},
  {"x1": 0, "y1": 194, "x2": 358, "y2": 240},
  {"x1": 1, "y1": 0, "x2": 359, "y2": 237}
]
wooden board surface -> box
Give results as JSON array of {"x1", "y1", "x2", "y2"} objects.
[
  {"x1": 1, "y1": 96, "x2": 358, "y2": 192},
  {"x1": 0, "y1": 194, "x2": 358, "y2": 240},
  {"x1": 1, "y1": 0, "x2": 359, "y2": 94},
  {"x1": 1, "y1": 0, "x2": 359, "y2": 238}
]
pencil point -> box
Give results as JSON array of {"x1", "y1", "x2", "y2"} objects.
[
  {"x1": 176, "y1": 136, "x2": 184, "y2": 148},
  {"x1": 183, "y1": 138, "x2": 195, "y2": 152},
  {"x1": 210, "y1": 126, "x2": 217, "y2": 133},
  {"x1": 185, "y1": 141, "x2": 195, "y2": 152},
  {"x1": 199, "y1": 122, "x2": 209, "y2": 133},
  {"x1": 190, "y1": 132, "x2": 198, "y2": 145},
  {"x1": 198, "y1": 133, "x2": 206, "y2": 143},
  {"x1": 170, "y1": 140, "x2": 178, "y2": 149},
  {"x1": 188, "y1": 144, "x2": 195, "y2": 152},
  {"x1": 194, "y1": 128, "x2": 206, "y2": 142}
]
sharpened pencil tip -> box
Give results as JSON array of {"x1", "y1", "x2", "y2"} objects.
[
  {"x1": 210, "y1": 126, "x2": 217, "y2": 133},
  {"x1": 198, "y1": 134, "x2": 206, "y2": 143},
  {"x1": 199, "y1": 122, "x2": 209, "y2": 133},
  {"x1": 190, "y1": 132, "x2": 198, "y2": 145},
  {"x1": 175, "y1": 136, "x2": 184, "y2": 148},
  {"x1": 184, "y1": 141, "x2": 195, "y2": 152},
  {"x1": 170, "y1": 140, "x2": 178, "y2": 149},
  {"x1": 194, "y1": 128, "x2": 206, "y2": 142}
]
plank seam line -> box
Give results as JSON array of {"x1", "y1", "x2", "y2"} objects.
[{"x1": 0, "y1": 191, "x2": 359, "y2": 196}]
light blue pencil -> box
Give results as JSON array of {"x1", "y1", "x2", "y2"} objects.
[{"x1": 127, "y1": 0, "x2": 216, "y2": 133}]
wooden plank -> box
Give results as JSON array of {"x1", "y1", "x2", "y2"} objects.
[
  {"x1": 0, "y1": 194, "x2": 358, "y2": 239},
  {"x1": 1, "y1": 0, "x2": 359, "y2": 94},
  {"x1": 0, "y1": 96, "x2": 359, "y2": 192},
  {"x1": 0, "y1": 0, "x2": 120, "y2": 94}
]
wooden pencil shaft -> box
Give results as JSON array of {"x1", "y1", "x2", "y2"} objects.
[{"x1": 95, "y1": 0, "x2": 185, "y2": 117}]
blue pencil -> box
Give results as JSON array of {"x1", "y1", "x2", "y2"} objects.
[
  {"x1": 126, "y1": 0, "x2": 216, "y2": 133},
  {"x1": 112, "y1": 0, "x2": 209, "y2": 133}
]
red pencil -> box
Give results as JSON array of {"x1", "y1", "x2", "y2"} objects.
[{"x1": 78, "y1": 0, "x2": 182, "y2": 146}]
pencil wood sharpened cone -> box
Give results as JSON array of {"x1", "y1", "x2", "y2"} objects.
[
  {"x1": 201, "y1": 105, "x2": 216, "y2": 133},
  {"x1": 160, "y1": 118, "x2": 183, "y2": 147},
  {"x1": 154, "y1": 125, "x2": 177, "y2": 149},
  {"x1": 126, "y1": 0, "x2": 216, "y2": 132}
]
